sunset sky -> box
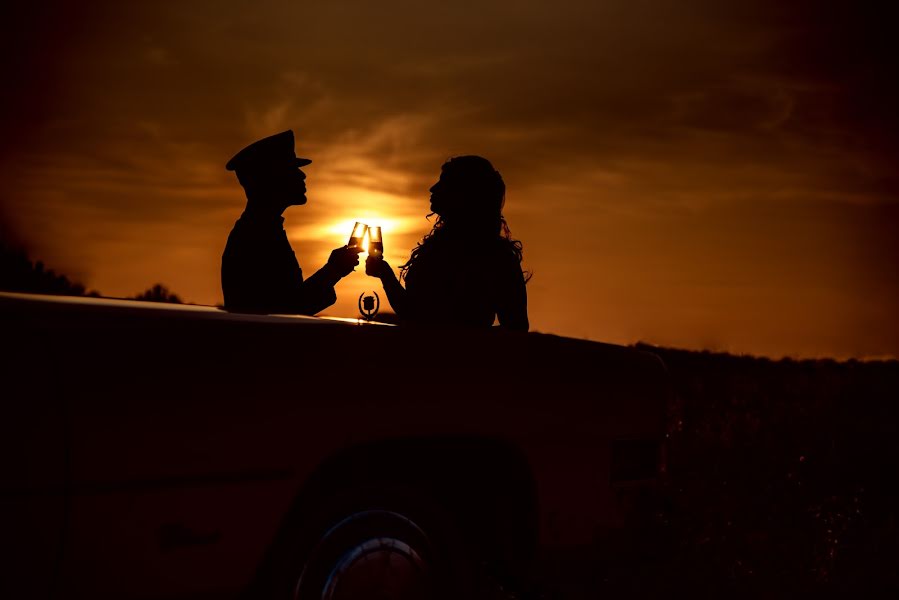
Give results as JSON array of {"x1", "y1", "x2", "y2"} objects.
[{"x1": 2, "y1": 0, "x2": 897, "y2": 359}]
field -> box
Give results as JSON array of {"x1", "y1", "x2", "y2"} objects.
[{"x1": 611, "y1": 345, "x2": 899, "y2": 597}]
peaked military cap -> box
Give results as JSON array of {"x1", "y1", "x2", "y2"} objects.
[{"x1": 225, "y1": 130, "x2": 312, "y2": 172}]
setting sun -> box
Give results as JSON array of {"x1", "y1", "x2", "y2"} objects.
[{"x1": 332, "y1": 215, "x2": 406, "y2": 236}]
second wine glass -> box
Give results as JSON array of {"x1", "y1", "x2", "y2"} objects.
[{"x1": 368, "y1": 226, "x2": 383, "y2": 258}]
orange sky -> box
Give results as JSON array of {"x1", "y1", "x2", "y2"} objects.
[{"x1": 1, "y1": 0, "x2": 897, "y2": 359}]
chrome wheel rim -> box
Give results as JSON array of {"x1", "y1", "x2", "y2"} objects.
[
  {"x1": 322, "y1": 537, "x2": 430, "y2": 600},
  {"x1": 295, "y1": 510, "x2": 435, "y2": 600}
]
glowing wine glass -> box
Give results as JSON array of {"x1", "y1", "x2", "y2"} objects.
[
  {"x1": 368, "y1": 226, "x2": 383, "y2": 258},
  {"x1": 348, "y1": 222, "x2": 368, "y2": 249}
]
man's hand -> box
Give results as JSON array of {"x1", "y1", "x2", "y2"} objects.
[
  {"x1": 327, "y1": 246, "x2": 362, "y2": 277},
  {"x1": 365, "y1": 255, "x2": 392, "y2": 279}
]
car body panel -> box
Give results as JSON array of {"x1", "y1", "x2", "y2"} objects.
[{"x1": 0, "y1": 292, "x2": 668, "y2": 598}]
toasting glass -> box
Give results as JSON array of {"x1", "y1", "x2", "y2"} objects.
[
  {"x1": 348, "y1": 222, "x2": 368, "y2": 249},
  {"x1": 368, "y1": 226, "x2": 383, "y2": 258}
]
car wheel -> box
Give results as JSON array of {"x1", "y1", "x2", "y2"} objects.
[{"x1": 258, "y1": 486, "x2": 475, "y2": 600}]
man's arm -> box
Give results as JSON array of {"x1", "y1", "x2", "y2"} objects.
[{"x1": 298, "y1": 246, "x2": 362, "y2": 315}]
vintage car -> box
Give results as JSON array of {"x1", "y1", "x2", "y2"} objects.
[{"x1": 1, "y1": 291, "x2": 669, "y2": 599}]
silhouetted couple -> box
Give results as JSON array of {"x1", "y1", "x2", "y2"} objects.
[{"x1": 222, "y1": 130, "x2": 529, "y2": 331}]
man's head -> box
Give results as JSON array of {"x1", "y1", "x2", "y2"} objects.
[{"x1": 226, "y1": 130, "x2": 311, "y2": 211}]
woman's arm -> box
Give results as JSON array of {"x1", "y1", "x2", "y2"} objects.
[
  {"x1": 366, "y1": 256, "x2": 408, "y2": 317},
  {"x1": 495, "y1": 253, "x2": 529, "y2": 331}
]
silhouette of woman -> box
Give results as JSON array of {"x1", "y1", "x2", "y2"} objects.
[{"x1": 366, "y1": 156, "x2": 529, "y2": 331}]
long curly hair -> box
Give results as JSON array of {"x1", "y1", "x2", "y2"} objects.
[{"x1": 399, "y1": 155, "x2": 529, "y2": 282}]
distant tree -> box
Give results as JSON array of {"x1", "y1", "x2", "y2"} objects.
[
  {"x1": 133, "y1": 283, "x2": 182, "y2": 304},
  {"x1": 0, "y1": 242, "x2": 100, "y2": 297}
]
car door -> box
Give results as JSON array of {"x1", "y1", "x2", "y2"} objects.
[{"x1": 52, "y1": 304, "x2": 306, "y2": 599}]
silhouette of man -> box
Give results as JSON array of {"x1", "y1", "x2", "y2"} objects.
[{"x1": 222, "y1": 130, "x2": 360, "y2": 314}]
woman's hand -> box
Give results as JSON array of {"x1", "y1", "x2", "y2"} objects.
[
  {"x1": 365, "y1": 255, "x2": 392, "y2": 279},
  {"x1": 367, "y1": 255, "x2": 406, "y2": 316}
]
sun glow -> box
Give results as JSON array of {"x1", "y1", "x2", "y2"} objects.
[
  {"x1": 285, "y1": 185, "x2": 425, "y2": 248},
  {"x1": 283, "y1": 186, "x2": 432, "y2": 315},
  {"x1": 326, "y1": 217, "x2": 407, "y2": 242}
]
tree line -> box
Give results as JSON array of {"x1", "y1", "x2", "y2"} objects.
[{"x1": 0, "y1": 242, "x2": 182, "y2": 303}]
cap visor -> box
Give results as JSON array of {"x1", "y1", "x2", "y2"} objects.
[{"x1": 295, "y1": 157, "x2": 312, "y2": 167}]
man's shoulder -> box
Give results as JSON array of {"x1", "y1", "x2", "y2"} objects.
[
  {"x1": 233, "y1": 212, "x2": 287, "y2": 231},
  {"x1": 225, "y1": 214, "x2": 293, "y2": 250}
]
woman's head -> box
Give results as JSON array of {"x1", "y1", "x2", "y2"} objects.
[
  {"x1": 401, "y1": 155, "x2": 527, "y2": 281},
  {"x1": 428, "y1": 156, "x2": 505, "y2": 229}
]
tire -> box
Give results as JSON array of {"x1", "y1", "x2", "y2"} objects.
[{"x1": 253, "y1": 485, "x2": 475, "y2": 600}]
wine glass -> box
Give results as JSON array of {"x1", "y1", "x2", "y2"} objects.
[
  {"x1": 368, "y1": 226, "x2": 383, "y2": 258},
  {"x1": 348, "y1": 222, "x2": 368, "y2": 249}
]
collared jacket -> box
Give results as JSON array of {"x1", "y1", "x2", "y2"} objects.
[{"x1": 222, "y1": 213, "x2": 336, "y2": 315}]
